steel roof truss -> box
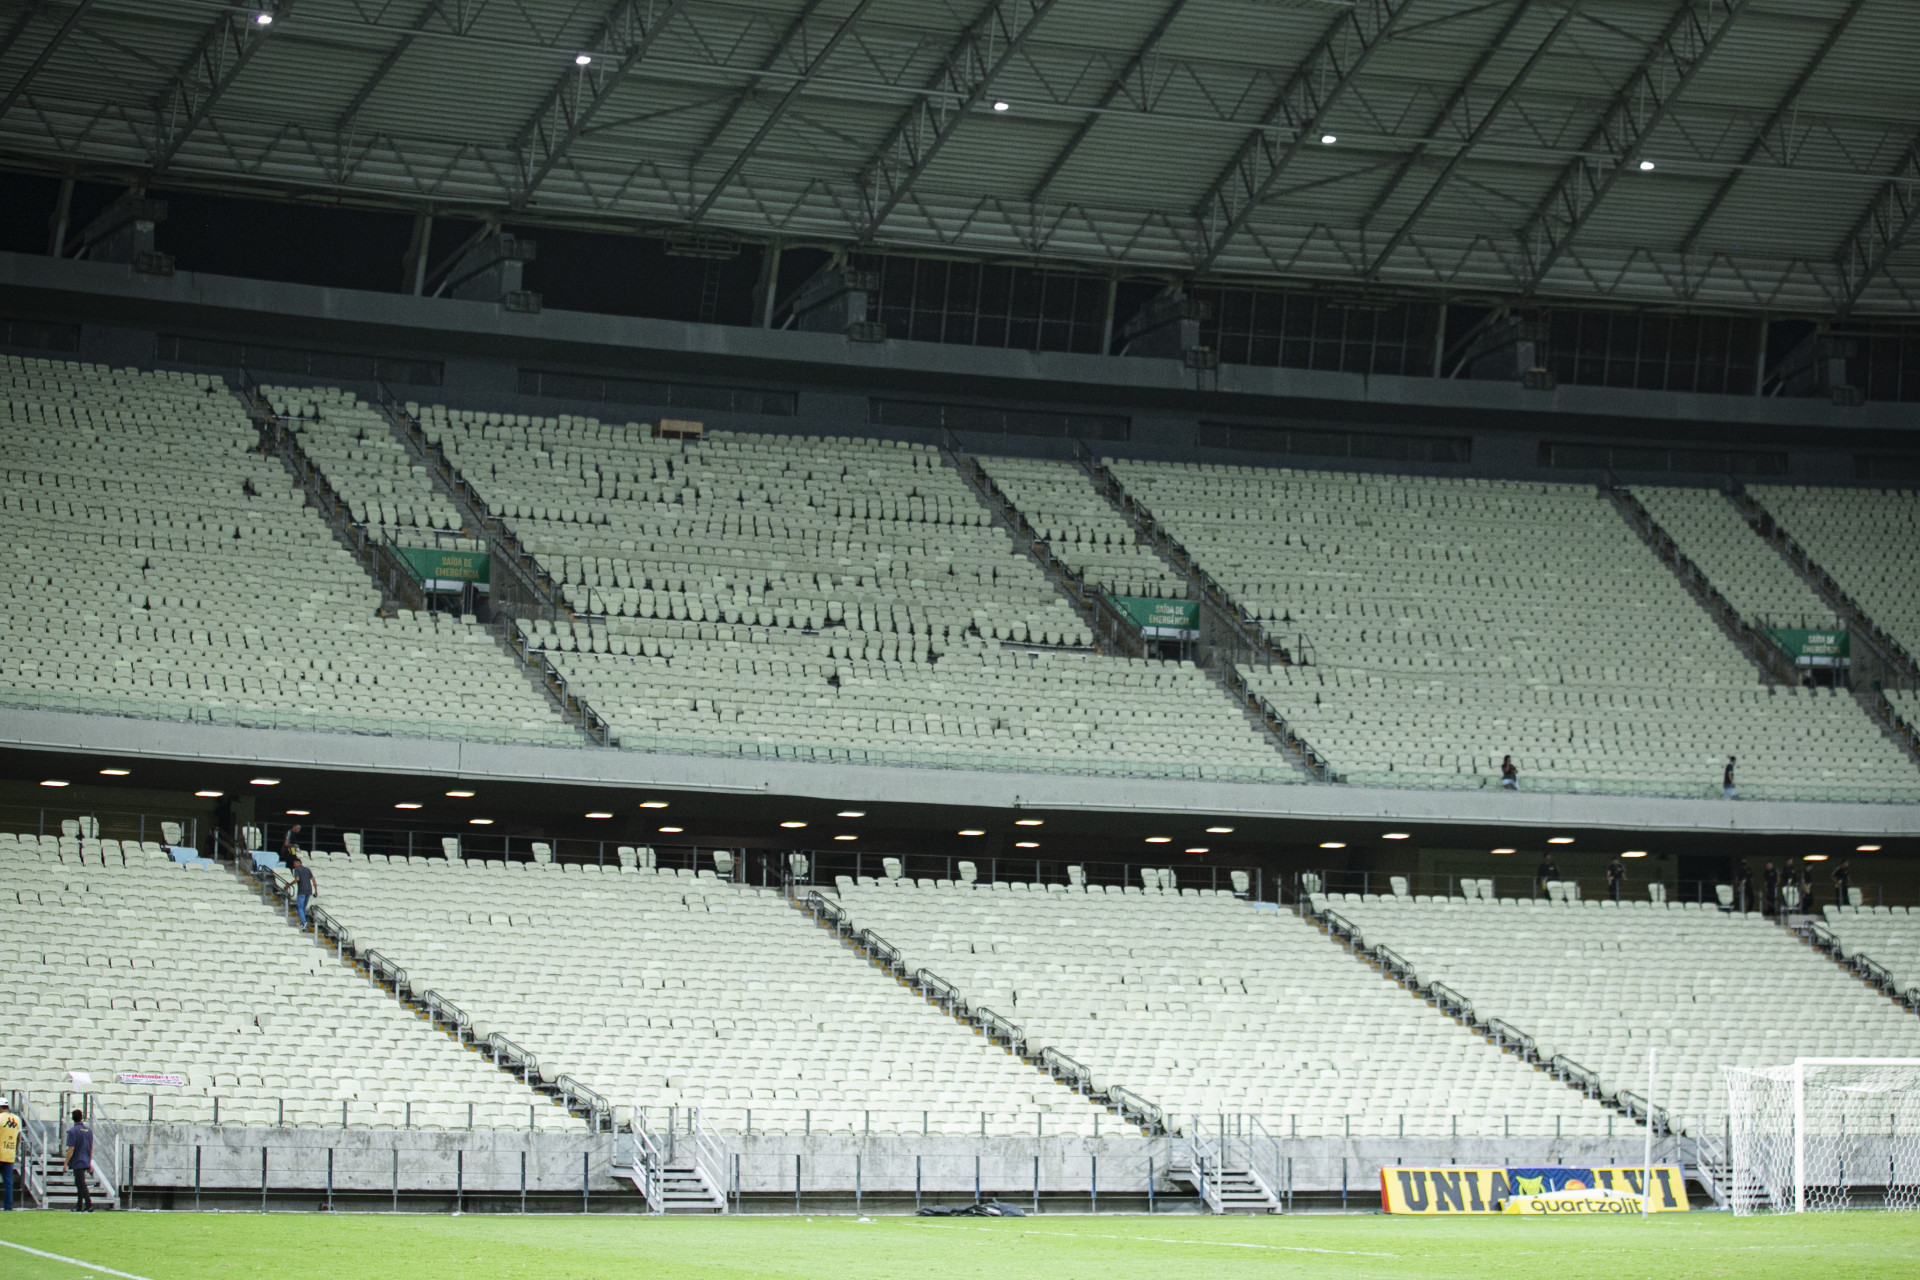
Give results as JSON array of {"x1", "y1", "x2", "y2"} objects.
[
  {"x1": 1027, "y1": 0, "x2": 1193, "y2": 202},
  {"x1": 151, "y1": 1, "x2": 289, "y2": 171},
  {"x1": 1836, "y1": 132, "x2": 1920, "y2": 313},
  {"x1": 0, "y1": 0, "x2": 101, "y2": 124}
]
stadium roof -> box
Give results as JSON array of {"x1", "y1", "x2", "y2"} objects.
[{"x1": 2, "y1": 0, "x2": 1916, "y2": 316}]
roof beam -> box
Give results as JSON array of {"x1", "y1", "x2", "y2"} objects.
[
  {"x1": 687, "y1": 0, "x2": 832, "y2": 167},
  {"x1": 688, "y1": 0, "x2": 876, "y2": 224},
  {"x1": 1678, "y1": 0, "x2": 1865, "y2": 254},
  {"x1": 1515, "y1": 0, "x2": 1747, "y2": 294},
  {"x1": 1026, "y1": 0, "x2": 1192, "y2": 202},
  {"x1": 151, "y1": 3, "x2": 289, "y2": 172},
  {"x1": 508, "y1": 0, "x2": 691, "y2": 210},
  {"x1": 333, "y1": 0, "x2": 447, "y2": 132},
  {"x1": 0, "y1": 0, "x2": 98, "y2": 123},
  {"x1": 1190, "y1": 0, "x2": 1417, "y2": 275},
  {"x1": 1356, "y1": 0, "x2": 1542, "y2": 231},
  {"x1": 858, "y1": 0, "x2": 1061, "y2": 235},
  {"x1": 1365, "y1": 0, "x2": 1579, "y2": 280},
  {"x1": 1835, "y1": 131, "x2": 1920, "y2": 313}
]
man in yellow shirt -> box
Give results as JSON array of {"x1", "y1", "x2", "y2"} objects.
[{"x1": 0, "y1": 1097, "x2": 22, "y2": 1211}]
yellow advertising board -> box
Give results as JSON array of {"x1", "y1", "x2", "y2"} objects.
[{"x1": 1380, "y1": 1166, "x2": 1686, "y2": 1214}]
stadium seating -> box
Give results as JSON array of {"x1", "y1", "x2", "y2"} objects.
[
  {"x1": 293, "y1": 851, "x2": 1106, "y2": 1135},
  {"x1": 1751, "y1": 485, "x2": 1920, "y2": 657},
  {"x1": 0, "y1": 829, "x2": 568, "y2": 1130},
  {"x1": 1106, "y1": 461, "x2": 1920, "y2": 801},
  {"x1": 0, "y1": 357, "x2": 577, "y2": 746},
  {"x1": 260, "y1": 384, "x2": 468, "y2": 548},
  {"x1": 834, "y1": 878, "x2": 1614, "y2": 1138},
  {"x1": 973, "y1": 455, "x2": 1184, "y2": 599},
  {"x1": 1824, "y1": 904, "x2": 1920, "y2": 1005},
  {"x1": 1316, "y1": 892, "x2": 1920, "y2": 1138},
  {"x1": 1630, "y1": 486, "x2": 1835, "y2": 629},
  {"x1": 422, "y1": 409, "x2": 1290, "y2": 779}
]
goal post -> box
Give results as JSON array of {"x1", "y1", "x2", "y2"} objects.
[{"x1": 1724, "y1": 1059, "x2": 1920, "y2": 1215}]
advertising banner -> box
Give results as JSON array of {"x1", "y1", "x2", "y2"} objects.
[
  {"x1": 398, "y1": 546, "x2": 491, "y2": 585},
  {"x1": 1380, "y1": 1166, "x2": 1686, "y2": 1214},
  {"x1": 1108, "y1": 595, "x2": 1199, "y2": 639},
  {"x1": 1764, "y1": 628, "x2": 1848, "y2": 667}
]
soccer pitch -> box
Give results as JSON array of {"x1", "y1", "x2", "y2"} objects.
[{"x1": 3, "y1": 1212, "x2": 1918, "y2": 1280}]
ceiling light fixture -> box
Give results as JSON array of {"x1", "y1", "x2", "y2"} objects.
[
  {"x1": 1185, "y1": 847, "x2": 1209, "y2": 854},
  {"x1": 1015, "y1": 819, "x2": 1043, "y2": 827},
  {"x1": 255, "y1": 10, "x2": 274, "y2": 25},
  {"x1": 250, "y1": 777, "x2": 280, "y2": 786},
  {"x1": 1320, "y1": 133, "x2": 1337, "y2": 145},
  {"x1": 658, "y1": 826, "x2": 683, "y2": 834},
  {"x1": 992, "y1": 101, "x2": 1009, "y2": 112},
  {"x1": 1622, "y1": 850, "x2": 1647, "y2": 859},
  {"x1": 1383, "y1": 832, "x2": 1411, "y2": 840},
  {"x1": 1804, "y1": 853, "x2": 1828, "y2": 862},
  {"x1": 1145, "y1": 836, "x2": 1172, "y2": 844},
  {"x1": 1206, "y1": 826, "x2": 1233, "y2": 834},
  {"x1": 395, "y1": 802, "x2": 423, "y2": 810},
  {"x1": 1857, "y1": 844, "x2": 1882, "y2": 852},
  {"x1": 958, "y1": 829, "x2": 985, "y2": 837},
  {"x1": 837, "y1": 810, "x2": 866, "y2": 818},
  {"x1": 834, "y1": 834, "x2": 857, "y2": 842},
  {"x1": 575, "y1": 53, "x2": 593, "y2": 66},
  {"x1": 640, "y1": 801, "x2": 669, "y2": 809},
  {"x1": 286, "y1": 809, "x2": 310, "y2": 817},
  {"x1": 99, "y1": 768, "x2": 130, "y2": 777},
  {"x1": 195, "y1": 790, "x2": 222, "y2": 798},
  {"x1": 1319, "y1": 841, "x2": 1345, "y2": 849},
  {"x1": 1638, "y1": 159, "x2": 1656, "y2": 171},
  {"x1": 446, "y1": 790, "x2": 475, "y2": 799},
  {"x1": 1491, "y1": 847, "x2": 1516, "y2": 855},
  {"x1": 40, "y1": 779, "x2": 69, "y2": 788},
  {"x1": 469, "y1": 818, "x2": 494, "y2": 826},
  {"x1": 1015, "y1": 841, "x2": 1038, "y2": 849},
  {"x1": 780, "y1": 821, "x2": 807, "y2": 829},
  {"x1": 585, "y1": 812, "x2": 613, "y2": 819},
  {"x1": 1548, "y1": 837, "x2": 1575, "y2": 844}
]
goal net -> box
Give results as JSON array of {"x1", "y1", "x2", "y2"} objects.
[{"x1": 1724, "y1": 1059, "x2": 1920, "y2": 1214}]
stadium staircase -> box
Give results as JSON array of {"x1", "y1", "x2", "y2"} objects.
[
  {"x1": 614, "y1": 1112, "x2": 729, "y2": 1213},
  {"x1": 1802, "y1": 914, "x2": 1920, "y2": 1014},
  {"x1": 3, "y1": 1094, "x2": 120, "y2": 1211},
  {"x1": 1608, "y1": 486, "x2": 1800, "y2": 685},
  {"x1": 1075, "y1": 448, "x2": 1334, "y2": 781},
  {"x1": 792, "y1": 883, "x2": 1168, "y2": 1137},
  {"x1": 371, "y1": 394, "x2": 617, "y2": 746},
  {"x1": 1172, "y1": 1117, "x2": 1282, "y2": 1214}
]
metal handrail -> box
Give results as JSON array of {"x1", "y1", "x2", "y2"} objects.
[
  {"x1": 557, "y1": 1075, "x2": 614, "y2": 1131},
  {"x1": 860, "y1": 929, "x2": 904, "y2": 976},
  {"x1": 1429, "y1": 982, "x2": 1474, "y2": 1021},
  {"x1": 362, "y1": 950, "x2": 411, "y2": 999},
  {"x1": 1040, "y1": 1046, "x2": 1093, "y2": 1093},
  {"x1": 488, "y1": 1033, "x2": 539, "y2": 1082},
  {"x1": 1374, "y1": 945, "x2": 1416, "y2": 984},
  {"x1": 1322, "y1": 909, "x2": 1359, "y2": 944},
  {"x1": 1853, "y1": 953, "x2": 1894, "y2": 993},
  {"x1": 1109, "y1": 1085, "x2": 1164, "y2": 1134},
  {"x1": 421, "y1": 990, "x2": 471, "y2": 1041},
  {"x1": 624, "y1": 1114, "x2": 666, "y2": 1214},
  {"x1": 915, "y1": 968, "x2": 967, "y2": 1018},
  {"x1": 1553, "y1": 1054, "x2": 1602, "y2": 1097},
  {"x1": 687, "y1": 1107, "x2": 730, "y2": 1213},
  {"x1": 972, "y1": 1005, "x2": 1025, "y2": 1056},
  {"x1": 804, "y1": 890, "x2": 853, "y2": 937},
  {"x1": 1487, "y1": 1017, "x2": 1537, "y2": 1059}
]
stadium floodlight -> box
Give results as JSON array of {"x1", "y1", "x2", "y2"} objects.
[
  {"x1": 1015, "y1": 819, "x2": 1043, "y2": 827},
  {"x1": 585, "y1": 811, "x2": 613, "y2": 819},
  {"x1": 195, "y1": 789, "x2": 222, "y2": 798},
  {"x1": 1144, "y1": 836, "x2": 1171, "y2": 844},
  {"x1": 1548, "y1": 836, "x2": 1575, "y2": 844},
  {"x1": 1206, "y1": 826, "x2": 1233, "y2": 833},
  {"x1": 250, "y1": 777, "x2": 280, "y2": 786},
  {"x1": 1638, "y1": 159, "x2": 1656, "y2": 171},
  {"x1": 1491, "y1": 847, "x2": 1516, "y2": 854},
  {"x1": 40, "y1": 779, "x2": 69, "y2": 787},
  {"x1": 837, "y1": 810, "x2": 865, "y2": 818},
  {"x1": 1320, "y1": 133, "x2": 1337, "y2": 145},
  {"x1": 1185, "y1": 847, "x2": 1208, "y2": 854},
  {"x1": 780, "y1": 820, "x2": 807, "y2": 829},
  {"x1": 254, "y1": 9, "x2": 274, "y2": 25},
  {"x1": 446, "y1": 790, "x2": 475, "y2": 798},
  {"x1": 1724, "y1": 1059, "x2": 1920, "y2": 1214},
  {"x1": 640, "y1": 800, "x2": 670, "y2": 809},
  {"x1": 395, "y1": 802, "x2": 423, "y2": 810},
  {"x1": 958, "y1": 829, "x2": 985, "y2": 836},
  {"x1": 1015, "y1": 841, "x2": 1038, "y2": 849},
  {"x1": 993, "y1": 101, "x2": 1010, "y2": 112},
  {"x1": 469, "y1": 818, "x2": 493, "y2": 825},
  {"x1": 658, "y1": 825, "x2": 683, "y2": 833},
  {"x1": 1382, "y1": 832, "x2": 1410, "y2": 840},
  {"x1": 1804, "y1": 854, "x2": 1828, "y2": 862},
  {"x1": 834, "y1": 834, "x2": 857, "y2": 841},
  {"x1": 1623, "y1": 850, "x2": 1648, "y2": 858},
  {"x1": 286, "y1": 809, "x2": 309, "y2": 816},
  {"x1": 99, "y1": 768, "x2": 130, "y2": 777},
  {"x1": 1319, "y1": 841, "x2": 1344, "y2": 849},
  {"x1": 1858, "y1": 844, "x2": 1882, "y2": 852},
  {"x1": 575, "y1": 53, "x2": 593, "y2": 66}
]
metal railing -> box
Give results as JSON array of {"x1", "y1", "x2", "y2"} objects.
[
  {"x1": 504, "y1": 616, "x2": 615, "y2": 746},
  {"x1": 362, "y1": 950, "x2": 411, "y2": 1000},
  {"x1": 555, "y1": 1075, "x2": 615, "y2": 1132},
  {"x1": 422, "y1": 990, "x2": 472, "y2": 1043},
  {"x1": 972, "y1": 1006, "x2": 1026, "y2": 1056},
  {"x1": 487, "y1": 1034, "x2": 539, "y2": 1084},
  {"x1": 914, "y1": 968, "x2": 968, "y2": 1019},
  {"x1": 686, "y1": 1107, "x2": 730, "y2": 1213},
  {"x1": 622, "y1": 1114, "x2": 667, "y2": 1214},
  {"x1": 1429, "y1": 982, "x2": 1474, "y2": 1021},
  {"x1": 1487, "y1": 1018, "x2": 1537, "y2": 1060},
  {"x1": 1109, "y1": 1085, "x2": 1165, "y2": 1135},
  {"x1": 1040, "y1": 1047, "x2": 1094, "y2": 1094},
  {"x1": 859, "y1": 929, "x2": 904, "y2": 977},
  {"x1": 1552, "y1": 1055, "x2": 1603, "y2": 1099}
]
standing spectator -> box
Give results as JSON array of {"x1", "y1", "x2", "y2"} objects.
[
  {"x1": 0, "y1": 1098, "x2": 19, "y2": 1211},
  {"x1": 1607, "y1": 856, "x2": 1625, "y2": 903},
  {"x1": 1722, "y1": 756, "x2": 1738, "y2": 799},
  {"x1": 1833, "y1": 859, "x2": 1853, "y2": 906},
  {"x1": 63, "y1": 1109, "x2": 92, "y2": 1212},
  {"x1": 280, "y1": 824, "x2": 304, "y2": 862},
  {"x1": 1763, "y1": 861, "x2": 1780, "y2": 916},
  {"x1": 1799, "y1": 862, "x2": 1818, "y2": 916},
  {"x1": 1535, "y1": 854, "x2": 1558, "y2": 897},
  {"x1": 1737, "y1": 860, "x2": 1754, "y2": 914},
  {"x1": 289, "y1": 854, "x2": 316, "y2": 929},
  {"x1": 1500, "y1": 756, "x2": 1518, "y2": 790}
]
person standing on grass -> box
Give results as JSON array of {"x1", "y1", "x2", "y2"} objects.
[
  {"x1": 0, "y1": 1098, "x2": 20, "y2": 1211},
  {"x1": 289, "y1": 854, "x2": 316, "y2": 928},
  {"x1": 64, "y1": 1109, "x2": 92, "y2": 1212}
]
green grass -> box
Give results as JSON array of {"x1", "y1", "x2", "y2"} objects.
[{"x1": 3, "y1": 1211, "x2": 1917, "y2": 1280}]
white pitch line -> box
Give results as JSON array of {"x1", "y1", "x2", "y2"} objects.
[
  {"x1": 914, "y1": 1222, "x2": 1398, "y2": 1258},
  {"x1": 0, "y1": 1237, "x2": 160, "y2": 1280}
]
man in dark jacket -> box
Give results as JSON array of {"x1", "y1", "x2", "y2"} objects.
[{"x1": 63, "y1": 1110, "x2": 92, "y2": 1212}]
